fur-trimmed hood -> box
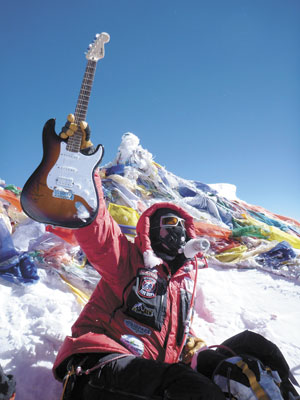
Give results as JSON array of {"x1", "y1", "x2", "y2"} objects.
[{"x1": 134, "y1": 202, "x2": 196, "y2": 268}]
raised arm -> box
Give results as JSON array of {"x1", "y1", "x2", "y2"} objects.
[{"x1": 74, "y1": 171, "x2": 130, "y2": 285}]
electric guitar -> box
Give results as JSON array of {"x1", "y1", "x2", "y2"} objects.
[{"x1": 21, "y1": 33, "x2": 110, "y2": 228}]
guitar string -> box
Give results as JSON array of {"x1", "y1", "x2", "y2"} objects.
[
  {"x1": 68, "y1": 60, "x2": 97, "y2": 153},
  {"x1": 61, "y1": 60, "x2": 97, "y2": 196}
]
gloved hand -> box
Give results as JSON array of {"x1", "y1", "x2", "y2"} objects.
[
  {"x1": 183, "y1": 238, "x2": 210, "y2": 259},
  {"x1": 60, "y1": 114, "x2": 93, "y2": 150},
  {"x1": 182, "y1": 336, "x2": 207, "y2": 364}
]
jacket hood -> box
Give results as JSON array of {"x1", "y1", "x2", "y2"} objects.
[{"x1": 134, "y1": 202, "x2": 196, "y2": 268}]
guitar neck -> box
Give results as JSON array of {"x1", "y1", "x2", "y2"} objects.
[{"x1": 67, "y1": 59, "x2": 97, "y2": 153}]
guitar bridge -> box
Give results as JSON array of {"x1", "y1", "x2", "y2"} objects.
[{"x1": 53, "y1": 187, "x2": 74, "y2": 200}]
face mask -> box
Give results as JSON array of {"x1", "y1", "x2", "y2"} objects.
[
  {"x1": 150, "y1": 212, "x2": 187, "y2": 257},
  {"x1": 159, "y1": 224, "x2": 187, "y2": 256}
]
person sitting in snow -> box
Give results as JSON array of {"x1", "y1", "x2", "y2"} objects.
[{"x1": 53, "y1": 115, "x2": 225, "y2": 400}]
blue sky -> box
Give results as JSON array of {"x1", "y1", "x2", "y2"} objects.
[{"x1": 1, "y1": 0, "x2": 299, "y2": 221}]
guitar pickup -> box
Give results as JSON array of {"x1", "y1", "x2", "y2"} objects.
[{"x1": 56, "y1": 177, "x2": 74, "y2": 188}]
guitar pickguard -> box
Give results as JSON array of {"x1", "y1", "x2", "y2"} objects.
[{"x1": 47, "y1": 142, "x2": 102, "y2": 221}]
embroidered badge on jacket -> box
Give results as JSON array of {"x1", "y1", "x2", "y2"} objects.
[
  {"x1": 124, "y1": 319, "x2": 151, "y2": 335},
  {"x1": 120, "y1": 334, "x2": 144, "y2": 356},
  {"x1": 131, "y1": 302, "x2": 154, "y2": 317},
  {"x1": 138, "y1": 276, "x2": 157, "y2": 298}
]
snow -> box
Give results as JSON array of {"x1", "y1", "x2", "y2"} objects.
[
  {"x1": 1, "y1": 132, "x2": 300, "y2": 399},
  {"x1": 208, "y1": 183, "x2": 238, "y2": 200},
  {"x1": 1, "y1": 259, "x2": 299, "y2": 399}
]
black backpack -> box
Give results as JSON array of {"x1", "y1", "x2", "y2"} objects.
[{"x1": 196, "y1": 330, "x2": 299, "y2": 400}]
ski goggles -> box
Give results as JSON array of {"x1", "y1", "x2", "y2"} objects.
[{"x1": 160, "y1": 215, "x2": 185, "y2": 228}]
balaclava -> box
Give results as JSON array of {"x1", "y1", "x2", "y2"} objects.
[{"x1": 149, "y1": 208, "x2": 187, "y2": 261}]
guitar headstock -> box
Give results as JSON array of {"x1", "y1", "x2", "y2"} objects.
[{"x1": 86, "y1": 32, "x2": 110, "y2": 61}]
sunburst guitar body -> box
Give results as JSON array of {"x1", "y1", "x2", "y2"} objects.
[
  {"x1": 21, "y1": 118, "x2": 104, "y2": 228},
  {"x1": 21, "y1": 33, "x2": 110, "y2": 228}
]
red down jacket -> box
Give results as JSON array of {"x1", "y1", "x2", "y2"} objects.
[{"x1": 53, "y1": 173, "x2": 201, "y2": 380}]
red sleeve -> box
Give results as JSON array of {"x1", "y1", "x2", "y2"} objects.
[{"x1": 74, "y1": 172, "x2": 130, "y2": 285}]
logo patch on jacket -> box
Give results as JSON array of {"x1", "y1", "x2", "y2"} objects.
[
  {"x1": 131, "y1": 302, "x2": 154, "y2": 317},
  {"x1": 124, "y1": 319, "x2": 151, "y2": 335},
  {"x1": 120, "y1": 334, "x2": 144, "y2": 356},
  {"x1": 138, "y1": 276, "x2": 157, "y2": 298}
]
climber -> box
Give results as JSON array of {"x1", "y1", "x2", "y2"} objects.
[{"x1": 53, "y1": 115, "x2": 225, "y2": 400}]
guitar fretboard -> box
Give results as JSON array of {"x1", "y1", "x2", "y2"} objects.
[{"x1": 67, "y1": 59, "x2": 97, "y2": 153}]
